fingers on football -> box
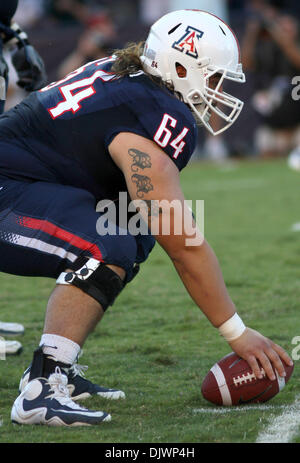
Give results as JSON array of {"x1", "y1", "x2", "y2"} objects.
[
  {"x1": 257, "y1": 351, "x2": 277, "y2": 381},
  {"x1": 245, "y1": 354, "x2": 265, "y2": 380},
  {"x1": 246, "y1": 351, "x2": 276, "y2": 381},
  {"x1": 261, "y1": 348, "x2": 282, "y2": 380},
  {"x1": 272, "y1": 343, "x2": 294, "y2": 368},
  {"x1": 250, "y1": 345, "x2": 292, "y2": 381}
]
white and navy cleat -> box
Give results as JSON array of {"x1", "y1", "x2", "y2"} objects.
[
  {"x1": 0, "y1": 340, "x2": 23, "y2": 356},
  {"x1": 67, "y1": 363, "x2": 125, "y2": 400},
  {"x1": 19, "y1": 362, "x2": 125, "y2": 401},
  {"x1": 0, "y1": 321, "x2": 24, "y2": 337},
  {"x1": 12, "y1": 367, "x2": 111, "y2": 426}
]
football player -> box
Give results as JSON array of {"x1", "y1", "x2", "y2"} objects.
[
  {"x1": 0, "y1": 10, "x2": 293, "y2": 426},
  {"x1": 0, "y1": 0, "x2": 47, "y2": 355}
]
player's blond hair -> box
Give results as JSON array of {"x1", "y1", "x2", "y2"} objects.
[
  {"x1": 111, "y1": 42, "x2": 144, "y2": 77},
  {"x1": 111, "y1": 42, "x2": 174, "y2": 94}
]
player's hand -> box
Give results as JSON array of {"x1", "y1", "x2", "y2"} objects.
[
  {"x1": 11, "y1": 44, "x2": 48, "y2": 92},
  {"x1": 228, "y1": 327, "x2": 293, "y2": 381}
]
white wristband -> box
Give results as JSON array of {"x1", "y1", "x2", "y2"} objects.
[{"x1": 218, "y1": 313, "x2": 246, "y2": 342}]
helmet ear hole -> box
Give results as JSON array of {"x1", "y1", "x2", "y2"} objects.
[{"x1": 175, "y1": 63, "x2": 187, "y2": 78}]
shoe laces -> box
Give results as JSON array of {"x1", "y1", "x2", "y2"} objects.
[
  {"x1": 46, "y1": 367, "x2": 86, "y2": 410},
  {"x1": 69, "y1": 363, "x2": 88, "y2": 378}
]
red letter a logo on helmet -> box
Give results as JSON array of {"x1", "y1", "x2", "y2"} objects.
[{"x1": 172, "y1": 26, "x2": 204, "y2": 59}]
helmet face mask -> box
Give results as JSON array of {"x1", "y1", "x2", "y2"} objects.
[
  {"x1": 140, "y1": 10, "x2": 246, "y2": 135},
  {"x1": 187, "y1": 66, "x2": 245, "y2": 135}
]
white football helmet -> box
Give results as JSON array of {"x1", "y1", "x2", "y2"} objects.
[{"x1": 140, "y1": 10, "x2": 245, "y2": 135}]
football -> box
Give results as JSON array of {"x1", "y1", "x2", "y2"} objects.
[{"x1": 201, "y1": 352, "x2": 294, "y2": 406}]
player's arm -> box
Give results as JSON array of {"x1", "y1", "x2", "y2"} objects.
[
  {"x1": 110, "y1": 132, "x2": 236, "y2": 327},
  {"x1": 109, "y1": 132, "x2": 293, "y2": 380}
]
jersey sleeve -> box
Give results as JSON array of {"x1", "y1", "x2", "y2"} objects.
[
  {"x1": 133, "y1": 102, "x2": 197, "y2": 171},
  {"x1": 104, "y1": 78, "x2": 198, "y2": 171}
]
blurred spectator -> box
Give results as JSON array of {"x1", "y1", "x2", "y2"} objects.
[
  {"x1": 57, "y1": 8, "x2": 117, "y2": 78},
  {"x1": 241, "y1": 0, "x2": 300, "y2": 158},
  {"x1": 49, "y1": 1, "x2": 143, "y2": 79},
  {"x1": 46, "y1": 0, "x2": 91, "y2": 25}
]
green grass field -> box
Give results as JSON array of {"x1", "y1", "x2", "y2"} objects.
[{"x1": 0, "y1": 158, "x2": 299, "y2": 444}]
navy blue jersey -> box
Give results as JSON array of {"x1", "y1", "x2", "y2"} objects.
[{"x1": 0, "y1": 57, "x2": 197, "y2": 201}]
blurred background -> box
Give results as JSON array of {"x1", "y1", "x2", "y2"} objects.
[{"x1": 5, "y1": 0, "x2": 300, "y2": 162}]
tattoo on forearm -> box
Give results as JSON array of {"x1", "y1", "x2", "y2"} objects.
[
  {"x1": 129, "y1": 148, "x2": 152, "y2": 172},
  {"x1": 131, "y1": 173, "x2": 154, "y2": 198}
]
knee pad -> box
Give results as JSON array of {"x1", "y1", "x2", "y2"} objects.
[{"x1": 56, "y1": 256, "x2": 124, "y2": 311}]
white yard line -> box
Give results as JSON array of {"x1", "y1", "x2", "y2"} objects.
[
  {"x1": 193, "y1": 400, "x2": 300, "y2": 443},
  {"x1": 256, "y1": 395, "x2": 300, "y2": 443}
]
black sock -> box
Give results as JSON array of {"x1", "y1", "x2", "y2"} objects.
[{"x1": 29, "y1": 345, "x2": 71, "y2": 381}]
